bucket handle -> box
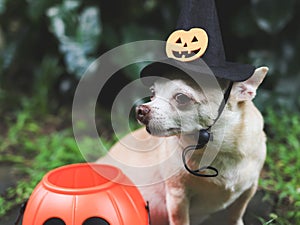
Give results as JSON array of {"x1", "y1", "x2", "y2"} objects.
[
  {"x1": 14, "y1": 200, "x2": 28, "y2": 225},
  {"x1": 145, "y1": 201, "x2": 151, "y2": 225}
]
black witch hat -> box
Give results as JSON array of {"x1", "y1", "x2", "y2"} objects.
[{"x1": 140, "y1": 0, "x2": 255, "y2": 82}]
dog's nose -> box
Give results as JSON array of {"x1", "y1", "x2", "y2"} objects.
[{"x1": 136, "y1": 105, "x2": 151, "y2": 125}]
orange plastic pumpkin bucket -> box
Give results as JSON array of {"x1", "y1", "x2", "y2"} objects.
[{"x1": 22, "y1": 163, "x2": 150, "y2": 225}]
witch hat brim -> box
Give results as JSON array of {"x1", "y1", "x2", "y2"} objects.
[
  {"x1": 140, "y1": 0, "x2": 255, "y2": 83},
  {"x1": 141, "y1": 60, "x2": 255, "y2": 83}
]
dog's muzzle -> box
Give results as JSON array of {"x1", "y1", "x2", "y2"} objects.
[{"x1": 136, "y1": 105, "x2": 151, "y2": 125}]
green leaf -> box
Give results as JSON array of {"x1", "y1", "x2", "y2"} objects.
[
  {"x1": 27, "y1": 0, "x2": 55, "y2": 21},
  {"x1": 59, "y1": 40, "x2": 94, "y2": 77},
  {"x1": 63, "y1": 0, "x2": 80, "y2": 11},
  {"x1": 0, "y1": 0, "x2": 6, "y2": 14},
  {"x1": 0, "y1": 42, "x2": 17, "y2": 70},
  {"x1": 77, "y1": 7, "x2": 102, "y2": 54},
  {"x1": 47, "y1": 3, "x2": 102, "y2": 77},
  {"x1": 251, "y1": 0, "x2": 296, "y2": 34}
]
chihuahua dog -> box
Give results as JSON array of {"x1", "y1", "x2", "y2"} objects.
[{"x1": 98, "y1": 66, "x2": 268, "y2": 225}]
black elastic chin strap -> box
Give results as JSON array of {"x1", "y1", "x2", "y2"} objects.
[{"x1": 182, "y1": 81, "x2": 234, "y2": 177}]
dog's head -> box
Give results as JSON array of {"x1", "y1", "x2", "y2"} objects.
[{"x1": 136, "y1": 67, "x2": 268, "y2": 137}]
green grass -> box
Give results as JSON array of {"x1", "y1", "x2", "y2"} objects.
[
  {"x1": 259, "y1": 109, "x2": 300, "y2": 225},
  {"x1": 0, "y1": 106, "x2": 113, "y2": 216},
  {"x1": 259, "y1": 213, "x2": 278, "y2": 225}
]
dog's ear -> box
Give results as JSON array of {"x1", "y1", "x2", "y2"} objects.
[{"x1": 231, "y1": 66, "x2": 268, "y2": 102}]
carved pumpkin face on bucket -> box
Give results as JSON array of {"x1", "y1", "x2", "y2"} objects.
[
  {"x1": 166, "y1": 28, "x2": 208, "y2": 62},
  {"x1": 22, "y1": 163, "x2": 150, "y2": 225}
]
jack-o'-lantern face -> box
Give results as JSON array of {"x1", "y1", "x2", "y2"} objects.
[
  {"x1": 43, "y1": 217, "x2": 109, "y2": 225},
  {"x1": 166, "y1": 28, "x2": 208, "y2": 62}
]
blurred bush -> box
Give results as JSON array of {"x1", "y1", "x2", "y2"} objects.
[
  {"x1": 262, "y1": 109, "x2": 300, "y2": 224},
  {"x1": 0, "y1": 0, "x2": 176, "y2": 113},
  {"x1": 0, "y1": 0, "x2": 298, "y2": 113}
]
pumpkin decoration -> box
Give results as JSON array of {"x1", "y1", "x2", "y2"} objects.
[
  {"x1": 22, "y1": 163, "x2": 150, "y2": 225},
  {"x1": 165, "y1": 28, "x2": 208, "y2": 62}
]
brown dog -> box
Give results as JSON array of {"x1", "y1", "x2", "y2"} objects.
[{"x1": 97, "y1": 66, "x2": 268, "y2": 225}]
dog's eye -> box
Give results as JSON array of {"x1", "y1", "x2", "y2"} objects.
[{"x1": 175, "y1": 93, "x2": 191, "y2": 105}]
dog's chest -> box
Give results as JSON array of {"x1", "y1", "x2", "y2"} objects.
[
  {"x1": 190, "y1": 177, "x2": 239, "y2": 206},
  {"x1": 186, "y1": 156, "x2": 260, "y2": 218},
  {"x1": 186, "y1": 176, "x2": 243, "y2": 224}
]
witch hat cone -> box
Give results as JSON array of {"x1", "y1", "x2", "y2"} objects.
[{"x1": 141, "y1": 0, "x2": 255, "y2": 82}]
